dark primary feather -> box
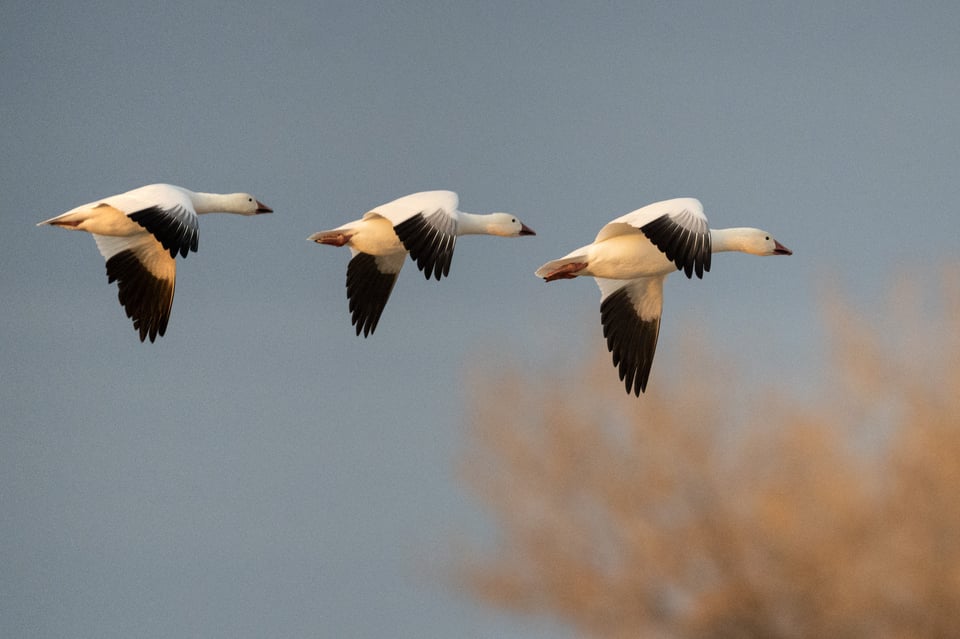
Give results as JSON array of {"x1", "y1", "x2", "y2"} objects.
[
  {"x1": 105, "y1": 249, "x2": 174, "y2": 343},
  {"x1": 128, "y1": 205, "x2": 199, "y2": 259},
  {"x1": 345, "y1": 253, "x2": 398, "y2": 337},
  {"x1": 600, "y1": 287, "x2": 660, "y2": 395},
  {"x1": 393, "y1": 209, "x2": 457, "y2": 280},
  {"x1": 640, "y1": 212, "x2": 711, "y2": 279}
]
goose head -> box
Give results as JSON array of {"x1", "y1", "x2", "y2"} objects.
[
  {"x1": 736, "y1": 228, "x2": 792, "y2": 256},
  {"x1": 190, "y1": 191, "x2": 273, "y2": 215},
  {"x1": 236, "y1": 193, "x2": 273, "y2": 215},
  {"x1": 485, "y1": 213, "x2": 536, "y2": 237}
]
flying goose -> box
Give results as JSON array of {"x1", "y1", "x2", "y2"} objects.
[
  {"x1": 38, "y1": 183, "x2": 272, "y2": 341},
  {"x1": 535, "y1": 197, "x2": 791, "y2": 395},
  {"x1": 309, "y1": 190, "x2": 535, "y2": 336}
]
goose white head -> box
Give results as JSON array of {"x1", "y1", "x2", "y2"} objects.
[
  {"x1": 712, "y1": 227, "x2": 792, "y2": 256},
  {"x1": 749, "y1": 228, "x2": 792, "y2": 256},
  {"x1": 484, "y1": 213, "x2": 536, "y2": 237},
  {"x1": 232, "y1": 193, "x2": 273, "y2": 215},
  {"x1": 193, "y1": 191, "x2": 273, "y2": 215}
]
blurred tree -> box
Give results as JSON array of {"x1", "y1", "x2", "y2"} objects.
[{"x1": 457, "y1": 269, "x2": 960, "y2": 639}]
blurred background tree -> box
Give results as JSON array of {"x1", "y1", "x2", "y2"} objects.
[{"x1": 456, "y1": 269, "x2": 960, "y2": 639}]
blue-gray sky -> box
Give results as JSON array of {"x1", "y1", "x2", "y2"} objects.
[{"x1": 3, "y1": 2, "x2": 959, "y2": 637}]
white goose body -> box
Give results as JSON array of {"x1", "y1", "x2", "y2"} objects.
[
  {"x1": 38, "y1": 183, "x2": 272, "y2": 342},
  {"x1": 309, "y1": 190, "x2": 535, "y2": 337},
  {"x1": 565, "y1": 233, "x2": 681, "y2": 279},
  {"x1": 536, "y1": 197, "x2": 792, "y2": 396}
]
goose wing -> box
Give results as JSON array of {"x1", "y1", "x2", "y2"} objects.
[
  {"x1": 345, "y1": 249, "x2": 405, "y2": 337},
  {"x1": 598, "y1": 197, "x2": 711, "y2": 278},
  {"x1": 368, "y1": 191, "x2": 459, "y2": 281},
  {"x1": 596, "y1": 276, "x2": 665, "y2": 396},
  {"x1": 106, "y1": 185, "x2": 200, "y2": 259},
  {"x1": 92, "y1": 232, "x2": 176, "y2": 342}
]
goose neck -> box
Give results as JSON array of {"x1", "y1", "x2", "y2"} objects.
[
  {"x1": 710, "y1": 227, "x2": 752, "y2": 253},
  {"x1": 190, "y1": 192, "x2": 241, "y2": 215},
  {"x1": 457, "y1": 211, "x2": 490, "y2": 235}
]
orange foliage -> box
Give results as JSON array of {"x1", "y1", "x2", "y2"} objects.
[{"x1": 458, "y1": 269, "x2": 960, "y2": 639}]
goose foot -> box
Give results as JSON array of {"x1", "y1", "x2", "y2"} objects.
[{"x1": 542, "y1": 262, "x2": 588, "y2": 282}]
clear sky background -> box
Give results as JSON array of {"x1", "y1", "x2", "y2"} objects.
[{"x1": 2, "y1": 2, "x2": 959, "y2": 637}]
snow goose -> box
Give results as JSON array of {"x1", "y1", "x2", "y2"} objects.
[
  {"x1": 38, "y1": 183, "x2": 272, "y2": 342},
  {"x1": 535, "y1": 197, "x2": 792, "y2": 396},
  {"x1": 309, "y1": 190, "x2": 535, "y2": 336}
]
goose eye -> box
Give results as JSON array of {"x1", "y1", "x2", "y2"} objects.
[
  {"x1": 765, "y1": 235, "x2": 770, "y2": 241},
  {"x1": 512, "y1": 218, "x2": 517, "y2": 223}
]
